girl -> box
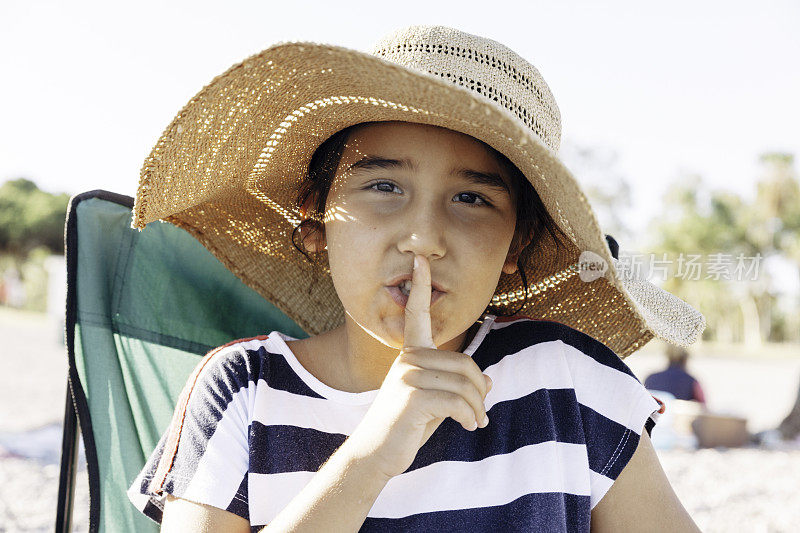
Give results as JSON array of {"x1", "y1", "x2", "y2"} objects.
[{"x1": 128, "y1": 26, "x2": 703, "y2": 531}]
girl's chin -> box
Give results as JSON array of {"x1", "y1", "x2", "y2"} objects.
[
  {"x1": 360, "y1": 316, "x2": 432, "y2": 350},
  {"x1": 349, "y1": 304, "x2": 468, "y2": 350},
  {"x1": 351, "y1": 315, "x2": 406, "y2": 349},
  {"x1": 383, "y1": 314, "x2": 455, "y2": 350}
]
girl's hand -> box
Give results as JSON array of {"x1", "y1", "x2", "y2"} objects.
[{"x1": 346, "y1": 254, "x2": 493, "y2": 480}]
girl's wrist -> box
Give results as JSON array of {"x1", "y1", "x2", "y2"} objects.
[{"x1": 338, "y1": 430, "x2": 397, "y2": 483}]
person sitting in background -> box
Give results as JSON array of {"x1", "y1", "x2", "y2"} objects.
[{"x1": 645, "y1": 345, "x2": 706, "y2": 405}]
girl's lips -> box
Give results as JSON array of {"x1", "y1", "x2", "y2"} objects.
[{"x1": 385, "y1": 286, "x2": 445, "y2": 308}]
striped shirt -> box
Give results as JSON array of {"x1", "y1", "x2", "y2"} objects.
[{"x1": 128, "y1": 314, "x2": 663, "y2": 531}]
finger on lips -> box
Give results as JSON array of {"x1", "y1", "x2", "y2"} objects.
[
  {"x1": 403, "y1": 254, "x2": 436, "y2": 349},
  {"x1": 402, "y1": 254, "x2": 491, "y2": 429}
]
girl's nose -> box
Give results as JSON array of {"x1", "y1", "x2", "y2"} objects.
[{"x1": 396, "y1": 202, "x2": 447, "y2": 260}]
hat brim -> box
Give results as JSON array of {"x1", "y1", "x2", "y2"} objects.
[{"x1": 132, "y1": 41, "x2": 704, "y2": 357}]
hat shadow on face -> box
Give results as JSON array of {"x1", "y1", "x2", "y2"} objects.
[
  {"x1": 293, "y1": 121, "x2": 530, "y2": 267},
  {"x1": 291, "y1": 121, "x2": 553, "y2": 330}
]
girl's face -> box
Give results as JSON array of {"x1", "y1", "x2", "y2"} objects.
[{"x1": 320, "y1": 121, "x2": 520, "y2": 348}]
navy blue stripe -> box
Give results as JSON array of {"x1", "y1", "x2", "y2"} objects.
[
  {"x1": 409, "y1": 388, "x2": 584, "y2": 471},
  {"x1": 476, "y1": 319, "x2": 636, "y2": 378},
  {"x1": 225, "y1": 474, "x2": 250, "y2": 522},
  {"x1": 645, "y1": 416, "x2": 656, "y2": 437},
  {"x1": 250, "y1": 422, "x2": 348, "y2": 474},
  {"x1": 359, "y1": 491, "x2": 590, "y2": 532},
  {"x1": 264, "y1": 348, "x2": 326, "y2": 399},
  {"x1": 248, "y1": 388, "x2": 585, "y2": 475},
  {"x1": 579, "y1": 404, "x2": 642, "y2": 477},
  {"x1": 586, "y1": 415, "x2": 640, "y2": 479},
  {"x1": 141, "y1": 499, "x2": 163, "y2": 524},
  {"x1": 609, "y1": 428, "x2": 642, "y2": 481}
]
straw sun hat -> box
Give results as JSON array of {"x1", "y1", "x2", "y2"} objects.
[{"x1": 131, "y1": 25, "x2": 705, "y2": 358}]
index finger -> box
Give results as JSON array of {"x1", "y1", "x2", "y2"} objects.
[{"x1": 403, "y1": 254, "x2": 436, "y2": 349}]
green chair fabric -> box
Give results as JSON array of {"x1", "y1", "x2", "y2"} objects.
[{"x1": 61, "y1": 191, "x2": 307, "y2": 532}]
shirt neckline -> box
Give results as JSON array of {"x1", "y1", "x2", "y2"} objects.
[{"x1": 266, "y1": 314, "x2": 498, "y2": 405}]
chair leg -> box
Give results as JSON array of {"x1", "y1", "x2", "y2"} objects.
[{"x1": 56, "y1": 382, "x2": 79, "y2": 533}]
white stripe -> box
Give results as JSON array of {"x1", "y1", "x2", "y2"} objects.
[
  {"x1": 561, "y1": 343, "x2": 659, "y2": 432},
  {"x1": 248, "y1": 441, "x2": 590, "y2": 524},
  {"x1": 182, "y1": 384, "x2": 251, "y2": 509},
  {"x1": 481, "y1": 340, "x2": 571, "y2": 409},
  {"x1": 252, "y1": 379, "x2": 370, "y2": 434},
  {"x1": 589, "y1": 470, "x2": 615, "y2": 509},
  {"x1": 248, "y1": 470, "x2": 316, "y2": 525},
  {"x1": 372, "y1": 441, "x2": 590, "y2": 517}
]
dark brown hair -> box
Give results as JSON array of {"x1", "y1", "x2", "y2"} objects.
[{"x1": 290, "y1": 122, "x2": 568, "y2": 316}]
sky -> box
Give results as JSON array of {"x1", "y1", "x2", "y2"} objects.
[{"x1": 2, "y1": 0, "x2": 799, "y2": 249}]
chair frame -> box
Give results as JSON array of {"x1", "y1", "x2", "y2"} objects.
[{"x1": 56, "y1": 190, "x2": 136, "y2": 533}]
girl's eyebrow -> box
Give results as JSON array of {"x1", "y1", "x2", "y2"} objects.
[
  {"x1": 347, "y1": 155, "x2": 510, "y2": 195},
  {"x1": 347, "y1": 155, "x2": 413, "y2": 172},
  {"x1": 456, "y1": 168, "x2": 511, "y2": 194}
]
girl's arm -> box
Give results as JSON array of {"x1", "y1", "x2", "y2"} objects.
[
  {"x1": 257, "y1": 438, "x2": 392, "y2": 532},
  {"x1": 590, "y1": 430, "x2": 700, "y2": 532},
  {"x1": 160, "y1": 437, "x2": 392, "y2": 532},
  {"x1": 161, "y1": 495, "x2": 250, "y2": 532}
]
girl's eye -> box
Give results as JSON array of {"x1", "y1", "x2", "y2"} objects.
[
  {"x1": 364, "y1": 181, "x2": 492, "y2": 207},
  {"x1": 367, "y1": 181, "x2": 400, "y2": 194},
  {"x1": 453, "y1": 192, "x2": 491, "y2": 207}
]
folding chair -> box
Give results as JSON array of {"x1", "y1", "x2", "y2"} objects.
[{"x1": 56, "y1": 190, "x2": 308, "y2": 532}]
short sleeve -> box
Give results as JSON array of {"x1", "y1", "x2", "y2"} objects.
[
  {"x1": 557, "y1": 332, "x2": 663, "y2": 510},
  {"x1": 127, "y1": 343, "x2": 258, "y2": 524}
]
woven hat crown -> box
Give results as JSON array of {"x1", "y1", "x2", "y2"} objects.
[{"x1": 370, "y1": 26, "x2": 562, "y2": 153}]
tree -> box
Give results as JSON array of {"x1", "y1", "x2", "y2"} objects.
[
  {"x1": 0, "y1": 178, "x2": 70, "y2": 255},
  {"x1": 645, "y1": 153, "x2": 800, "y2": 345},
  {"x1": 749, "y1": 153, "x2": 800, "y2": 342},
  {"x1": 646, "y1": 173, "x2": 757, "y2": 342},
  {"x1": 755, "y1": 153, "x2": 800, "y2": 439}
]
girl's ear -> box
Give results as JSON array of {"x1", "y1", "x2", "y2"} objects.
[
  {"x1": 502, "y1": 231, "x2": 533, "y2": 275},
  {"x1": 501, "y1": 253, "x2": 519, "y2": 275},
  {"x1": 298, "y1": 219, "x2": 326, "y2": 253},
  {"x1": 298, "y1": 194, "x2": 327, "y2": 253}
]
